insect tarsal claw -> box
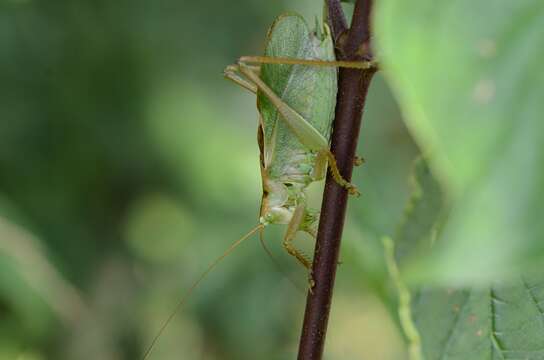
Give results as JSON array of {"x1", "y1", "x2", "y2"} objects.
[
  {"x1": 347, "y1": 185, "x2": 361, "y2": 197},
  {"x1": 353, "y1": 155, "x2": 365, "y2": 166},
  {"x1": 307, "y1": 274, "x2": 315, "y2": 295}
]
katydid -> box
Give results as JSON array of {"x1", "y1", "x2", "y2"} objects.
[
  {"x1": 142, "y1": 13, "x2": 374, "y2": 359},
  {"x1": 224, "y1": 13, "x2": 374, "y2": 269}
]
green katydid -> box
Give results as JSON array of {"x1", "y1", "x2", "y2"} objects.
[
  {"x1": 142, "y1": 13, "x2": 375, "y2": 359},
  {"x1": 224, "y1": 13, "x2": 375, "y2": 269}
]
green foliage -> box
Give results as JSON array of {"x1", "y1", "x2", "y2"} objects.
[
  {"x1": 393, "y1": 159, "x2": 445, "y2": 268},
  {"x1": 4, "y1": 0, "x2": 539, "y2": 358},
  {"x1": 0, "y1": 1, "x2": 408, "y2": 359},
  {"x1": 376, "y1": 0, "x2": 544, "y2": 355},
  {"x1": 375, "y1": 0, "x2": 544, "y2": 282},
  {"x1": 391, "y1": 160, "x2": 544, "y2": 359},
  {"x1": 414, "y1": 281, "x2": 544, "y2": 360}
]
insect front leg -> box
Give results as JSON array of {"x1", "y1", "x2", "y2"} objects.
[
  {"x1": 282, "y1": 203, "x2": 312, "y2": 270},
  {"x1": 224, "y1": 64, "x2": 258, "y2": 94},
  {"x1": 282, "y1": 203, "x2": 316, "y2": 290},
  {"x1": 239, "y1": 56, "x2": 377, "y2": 70}
]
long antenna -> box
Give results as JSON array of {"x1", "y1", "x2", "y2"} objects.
[
  {"x1": 259, "y1": 227, "x2": 305, "y2": 293},
  {"x1": 142, "y1": 223, "x2": 265, "y2": 360}
]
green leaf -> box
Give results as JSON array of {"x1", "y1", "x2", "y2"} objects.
[
  {"x1": 413, "y1": 280, "x2": 544, "y2": 360},
  {"x1": 375, "y1": 0, "x2": 544, "y2": 282},
  {"x1": 390, "y1": 159, "x2": 544, "y2": 359},
  {"x1": 394, "y1": 158, "x2": 445, "y2": 268}
]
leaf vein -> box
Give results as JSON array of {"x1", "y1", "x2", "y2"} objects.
[
  {"x1": 522, "y1": 277, "x2": 544, "y2": 329},
  {"x1": 490, "y1": 288, "x2": 506, "y2": 360},
  {"x1": 438, "y1": 289, "x2": 471, "y2": 360}
]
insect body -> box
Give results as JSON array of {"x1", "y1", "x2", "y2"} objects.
[{"x1": 225, "y1": 13, "x2": 360, "y2": 269}]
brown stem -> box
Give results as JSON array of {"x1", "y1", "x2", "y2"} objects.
[
  {"x1": 297, "y1": 1, "x2": 376, "y2": 359},
  {"x1": 325, "y1": 0, "x2": 348, "y2": 43},
  {"x1": 344, "y1": 0, "x2": 373, "y2": 57}
]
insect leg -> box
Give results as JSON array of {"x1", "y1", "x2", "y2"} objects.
[
  {"x1": 313, "y1": 149, "x2": 360, "y2": 196},
  {"x1": 354, "y1": 155, "x2": 365, "y2": 166},
  {"x1": 224, "y1": 64, "x2": 258, "y2": 94},
  {"x1": 305, "y1": 227, "x2": 317, "y2": 239},
  {"x1": 239, "y1": 56, "x2": 377, "y2": 70},
  {"x1": 237, "y1": 63, "x2": 329, "y2": 151},
  {"x1": 282, "y1": 204, "x2": 312, "y2": 270},
  {"x1": 283, "y1": 204, "x2": 316, "y2": 291}
]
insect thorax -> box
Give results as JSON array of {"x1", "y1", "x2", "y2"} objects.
[
  {"x1": 259, "y1": 184, "x2": 318, "y2": 233},
  {"x1": 259, "y1": 149, "x2": 319, "y2": 231}
]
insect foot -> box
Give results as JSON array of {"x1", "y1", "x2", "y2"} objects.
[
  {"x1": 354, "y1": 155, "x2": 365, "y2": 166},
  {"x1": 307, "y1": 272, "x2": 315, "y2": 295},
  {"x1": 346, "y1": 184, "x2": 361, "y2": 197},
  {"x1": 323, "y1": 151, "x2": 361, "y2": 197}
]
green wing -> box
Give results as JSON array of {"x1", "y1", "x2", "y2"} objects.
[{"x1": 257, "y1": 14, "x2": 337, "y2": 178}]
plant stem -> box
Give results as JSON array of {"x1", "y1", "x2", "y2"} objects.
[
  {"x1": 297, "y1": 1, "x2": 376, "y2": 359},
  {"x1": 325, "y1": 0, "x2": 348, "y2": 43}
]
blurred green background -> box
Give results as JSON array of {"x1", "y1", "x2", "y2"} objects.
[{"x1": 0, "y1": 0, "x2": 420, "y2": 359}]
